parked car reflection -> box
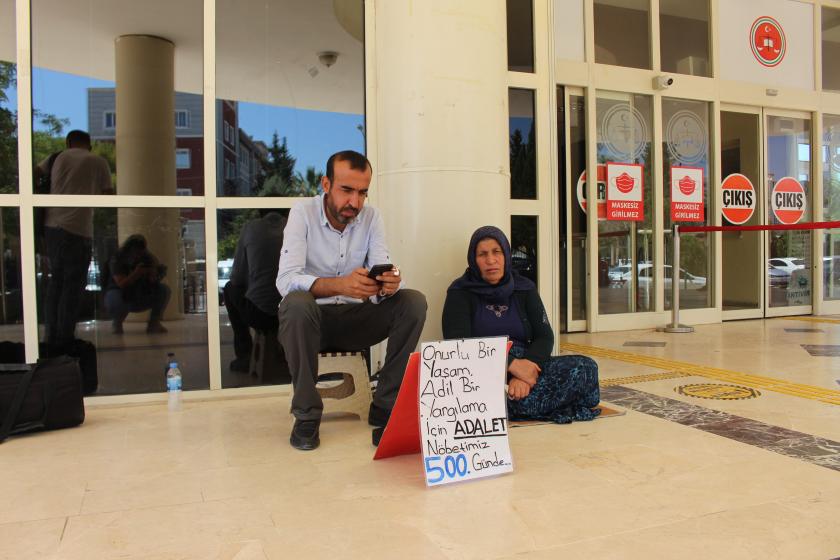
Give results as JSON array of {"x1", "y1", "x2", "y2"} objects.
[
  {"x1": 768, "y1": 265, "x2": 790, "y2": 288},
  {"x1": 610, "y1": 262, "x2": 706, "y2": 289},
  {"x1": 218, "y1": 258, "x2": 233, "y2": 304}
]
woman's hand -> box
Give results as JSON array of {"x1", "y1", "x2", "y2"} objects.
[
  {"x1": 508, "y1": 358, "x2": 541, "y2": 387},
  {"x1": 508, "y1": 378, "x2": 531, "y2": 400}
]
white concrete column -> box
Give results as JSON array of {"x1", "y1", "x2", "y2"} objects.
[
  {"x1": 115, "y1": 35, "x2": 181, "y2": 320},
  {"x1": 373, "y1": 0, "x2": 509, "y2": 342}
]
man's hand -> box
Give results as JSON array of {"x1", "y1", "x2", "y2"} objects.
[
  {"x1": 508, "y1": 378, "x2": 531, "y2": 400},
  {"x1": 342, "y1": 268, "x2": 380, "y2": 299},
  {"x1": 508, "y1": 358, "x2": 541, "y2": 387},
  {"x1": 375, "y1": 267, "x2": 401, "y2": 297}
]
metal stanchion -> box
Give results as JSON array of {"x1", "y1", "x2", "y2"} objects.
[{"x1": 658, "y1": 224, "x2": 694, "y2": 333}]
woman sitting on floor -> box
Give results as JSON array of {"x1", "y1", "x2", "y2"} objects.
[{"x1": 442, "y1": 225, "x2": 601, "y2": 424}]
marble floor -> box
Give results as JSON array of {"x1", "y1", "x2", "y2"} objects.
[{"x1": 2, "y1": 317, "x2": 840, "y2": 559}]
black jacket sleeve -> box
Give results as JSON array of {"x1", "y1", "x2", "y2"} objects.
[
  {"x1": 521, "y1": 289, "x2": 554, "y2": 365},
  {"x1": 441, "y1": 289, "x2": 474, "y2": 340}
]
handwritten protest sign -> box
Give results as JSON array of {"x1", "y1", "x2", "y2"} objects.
[{"x1": 419, "y1": 337, "x2": 513, "y2": 487}]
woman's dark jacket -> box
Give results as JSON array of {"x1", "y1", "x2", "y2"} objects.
[{"x1": 441, "y1": 288, "x2": 554, "y2": 367}]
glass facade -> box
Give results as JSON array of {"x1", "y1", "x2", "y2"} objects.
[
  {"x1": 596, "y1": 92, "x2": 654, "y2": 315},
  {"x1": 5, "y1": 0, "x2": 366, "y2": 397},
  {"x1": 660, "y1": 0, "x2": 710, "y2": 77},
  {"x1": 3, "y1": 0, "x2": 840, "y2": 399},
  {"x1": 662, "y1": 98, "x2": 712, "y2": 310},
  {"x1": 31, "y1": 0, "x2": 205, "y2": 198},
  {"x1": 215, "y1": 0, "x2": 364, "y2": 197},
  {"x1": 509, "y1": 88, "x2": 537, "y2": 200},
  {"x1": 507, "y1": 0, "x2": 535, "y2": 72},
  {"x1": 823, "y1": 114, "x2": 840, "y2": 301},
  {"x1": 766, "y1": 116, "x2": 812, "y2": 309},
  {"x1": 594, "y1": 0, "x2": 650, "y2": 70},
  {"x1": 0, "y1": 0, "x2": 16, "y2": 195}
]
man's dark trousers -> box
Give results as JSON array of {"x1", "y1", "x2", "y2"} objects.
[
  {"x1": 44, "y1": 226, "x2": 91, "y2": 347},
  {"x1": 224, "y1": 281, "x2": 279, "y2": 361},
  {"x1": 277, "y1": 290, "x2": 427, "y2": 421}
]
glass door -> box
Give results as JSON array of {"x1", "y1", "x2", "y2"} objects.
[
  {"x1": 721, "y1": 107, "x2": 763, "y2": 319},
  {"x1": 721, "y1": 107, "x2": 814, "y2": 319},
  {"x1": 764, "y1": 111, "x2": 813, "y2": 317},
  {"x1": 558, "y1": 86, "x2": 587, "y2": 332}
]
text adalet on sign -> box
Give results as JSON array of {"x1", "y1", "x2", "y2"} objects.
[{"x1": 419, "y1": 337, "x2": 514, "y2": 487}]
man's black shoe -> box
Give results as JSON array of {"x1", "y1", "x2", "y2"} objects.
[
  {"x1": 368, "y1": 403, "x2": 391, "y2": 427},
  {"x1": 372, "y1": 427, "x2": 384, "y2": 447},
  {"x1": 229, "y1": 358, "x2": 249, "y2": 373},
  {"x1": 290, "y1": 419, "x2": 320, "y2": 451}
]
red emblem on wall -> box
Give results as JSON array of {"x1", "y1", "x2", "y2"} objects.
[{"x1": 750, "y1": 16, "x2": 786, "y2": 68}]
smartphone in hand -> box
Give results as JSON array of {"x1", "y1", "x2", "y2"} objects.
[{"x1": 367, "y1": 263, "x2": 394, "y2": 279}]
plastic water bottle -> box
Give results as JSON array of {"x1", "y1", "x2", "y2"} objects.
[{"x1": 166, "y1": 353, "x2": 182, "y2": 411}]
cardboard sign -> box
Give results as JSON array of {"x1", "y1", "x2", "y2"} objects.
[
  {"x1": 771, "y1": 177, "x2": 806, "y2": 225},
  {"x1": 670, "y1": 166, "x2": 704, "y2": 222},
  {"x1": 373, "y1": 353, "x2": 422, "y2": 461},
  {"x1": 606, "y1": 162, "x2": 644, "y2": 221},
  {"x1": 721, "y1": 173, "x2": 756, "y2": 225},
  {"x1": 419, "y1": 337, "x2": 513, "y2": 487},
  {"x1": 576, "y1": 164, "x2": 607, "y2": 220}
]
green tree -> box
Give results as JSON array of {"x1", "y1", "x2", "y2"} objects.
[
  {"x1": 0, "y1": 62, "x2": 18, "y2": 195},
  {"x1": 257, "y1": 133, "x2": 297, "y2": 196},
  {"x1": 294, "y1": 166, "x2": 323, "y2": 196},
  {"x1": 510, "y1": 127, "x2": 536, "y2": 199}
]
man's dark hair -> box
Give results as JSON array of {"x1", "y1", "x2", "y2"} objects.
[
  {"x1": 119, "y1": 234, "x2": 147, "y2": 256},
  {"x1": 65, "y1": 130, "x2": 91, "y2": 148},
  {"x1": 325, "y1": 150, "x2": 371, "y2": 184}
]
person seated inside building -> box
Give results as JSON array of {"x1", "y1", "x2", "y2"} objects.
[
  {"x1": 104, "y1": 234, "x2": 170, "y2": 335},
  {"x1": 224, "y1": 209, "x2": 287, "y2": 373},
  {"x1": 442, "y1": 225, "x2": 601, "y2": 424}
]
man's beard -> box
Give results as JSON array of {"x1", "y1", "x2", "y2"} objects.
[{"x1": 325, "y1": 193, "x2": 359, "y2": 225}]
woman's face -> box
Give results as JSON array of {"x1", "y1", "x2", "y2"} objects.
[{"x1": 475, "y1": 238, "x2": 505, "y2": 285}]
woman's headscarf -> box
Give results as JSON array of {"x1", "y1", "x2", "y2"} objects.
[{"x1": 447, "y1": 225, "x2": 535, "y2": 303}]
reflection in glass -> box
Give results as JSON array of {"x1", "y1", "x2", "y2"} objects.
[
  {"x1": 31, "y1": 0, "x2": 204, "y2": 197},
  {"x1": 511, "y1": 216, "x2": 538, "y2": 288},
  {"x1": 218, "y1": 208, "x2": 291, "y2": 388},
  {"x1": 35, "y1": 207, "x2": 208, "y2": 394},
  {"x1": 507, "y1": 0, "x2": 535, "y2": 72},
  {"x1": 822, "y1": 114, "x2": 840, "y2": 300},
  {"x1": 216, "y1": 0, "x2": 364, "y2": 197},
  {"x1": 0, "y1": 208, "x2": 24, "y2": 342},
  {"x1": 0, "y1": 0, "x2": 17, "y2": 194},
  {"x1": 597, "y1": 92, "x2": 654, "y2": 314},
  {"x1": 822, "y1": 7, "x2": 840, "y2": 92},
  {"x1": 594, "y1": 0, "x2": 650, "y2": 70},
  {"x1": 660, "y1": 0, "x2": 710, "y2": 77},
  {"x1": 662, "y1": 98, "x2": 712, "y2": 310},
  {"x1": 721, "y1": 111, "x2": 761, "y2": 311},
  {"x1": 510, "y1": 88, "x2": 536, "y2": 199},
  {"x1": 767, "y1": 116, "x2": 811, "y2": 309},
  {"x1": 559, "y1": 91, "x2": 587, "y2": 322}
]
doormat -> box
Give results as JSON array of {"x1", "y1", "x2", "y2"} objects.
[{"x1": 510, "y1": 404, "x2": 625, "y2": 428}]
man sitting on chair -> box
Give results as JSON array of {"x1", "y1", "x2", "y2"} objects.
[
  {"x1": 225, "y1": 209, "x2": 287, "y2": 374},
  {"x1": 276, "y1": 150, "x2": 427, "y2": 451}
]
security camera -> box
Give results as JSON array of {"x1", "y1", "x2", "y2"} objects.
[
  {"x1": 318, "y1": 51, "x2": 338, "y2": 68},
  {"x1": 653, "y1": 75, "x2": 674, "y2": 90}
]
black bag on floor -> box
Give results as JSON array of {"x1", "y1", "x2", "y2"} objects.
[
  {"x1": 41, "y1": 339, "x2": 98, "y2": 396},
  {"x1": 0, "y1": 341, "x2": 25, "y2": 363},
  {"x1": 0, "y1": 356, "x2": 85, "y2": 443}
]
